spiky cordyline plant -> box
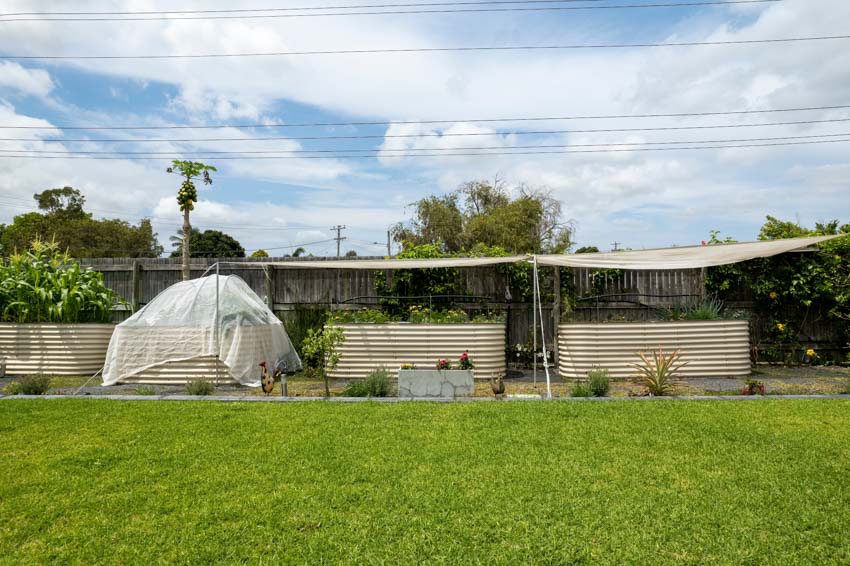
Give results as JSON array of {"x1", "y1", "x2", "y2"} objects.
[{"x1": 630, "y1": 346, "x2": 689, "y2": 396}]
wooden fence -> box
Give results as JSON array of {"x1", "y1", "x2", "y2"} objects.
[{"x1": 80, "y1": 257, "x2": 845, "y2": 360}]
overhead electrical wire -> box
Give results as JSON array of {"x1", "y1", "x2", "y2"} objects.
[
  {"x1": 4, "y1": 132, "x2": 849, "y2": 155},
  {"x1": 0, "y1": 1, "x2": 781, "y2": 21},
  {"x1": 3, "y1": 117, "x2": 848, "y2": 143},
  {"x1": 3, "y1": 104, "x2": 847, "y2": 131},
  {"x1": 2, "y1": 137, "x2": 848, "y2": 159},
  {"x1": 4, "y1": 34, "x2": 847, "y2": 59}
]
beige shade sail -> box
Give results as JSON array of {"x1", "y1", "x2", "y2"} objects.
[
  {"x1": 217, "y1": 255, "x2": 529, "y2": 270},
  {"x1": 534, "y1": 236, "x2": 839, "y2": 270}
]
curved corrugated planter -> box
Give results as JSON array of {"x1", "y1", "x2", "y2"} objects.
[
  {"x1": 119, "y1": 357, "x2": 234, "y2": 385},
  {"x1": 331, "y1": 323, "x2": 506, "y2": 380},
  {"x1": 0, "y1": 323, "x2": 114, "y2": 376},
  {"x1": 558, "y1": 320, "x2": 751, "y2": 379}
]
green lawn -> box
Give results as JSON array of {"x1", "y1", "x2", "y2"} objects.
[{"x1": 1, "y1": 399, "x2": 849, "y2": 565}]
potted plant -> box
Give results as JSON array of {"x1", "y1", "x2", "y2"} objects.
[{"x1": 398, "y1": 352, "x2": 476, "y2": 398}]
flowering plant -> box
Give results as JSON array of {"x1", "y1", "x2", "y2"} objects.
[
  {"x1": 400, "y1": 363, "x2": 417, "y2": 370},
  {"x1": 741, "y1": 379, "x2": 766, "y2": 395},
  {"x1": 435, "y1": 358, "x2": 452, "y2": 370},
  {"x1": 458, "y1": 351, "x2": 474, "y2": 370}
]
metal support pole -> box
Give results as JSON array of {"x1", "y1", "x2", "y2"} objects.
[
  {"x1": 532, "y1": 258, "x2": 537, "y2": 386},
  {"x1": 534, "y1": 256, "x2": 552, "y2": 399},
  {"x1": 214, "y1": 263, "x2": 220, "y2": 385}
]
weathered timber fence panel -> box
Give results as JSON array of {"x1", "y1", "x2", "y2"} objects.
[{"x1": 79, "y1": 258, "x2": 844, "y2": 356}]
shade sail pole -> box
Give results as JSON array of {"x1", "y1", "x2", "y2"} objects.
[
  {"x1": 214, "y1": 263, "x2": 220, "y2": 385},
  {"x1": 532, "y1": 258, "x2": 537, "y2": 387},
  {"x1": 533, "y1": 256, "x2": 552, "y2": 399}
]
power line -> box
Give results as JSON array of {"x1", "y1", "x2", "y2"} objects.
[
  {"x1": 5, "y1": 131, "x2": 850, "y2": 155},
  {"x1": 0, "y1": 1, "x2": 780, "y2": 21},
  {"x1": 5, "y1": 34, "x2": 847, "y2": 59},
  {"x1": 0, "y1": 198, "x2": 327, "y2": 232},
  {"x1": 3, "y1": 104, "x2": 848, "y2": 131},
  {"x1": 2, "y1": 137, "x2": 848, "y2": 159},
  {"x1": 5, "y1": 117, "x2": 849, "y2": 143}
]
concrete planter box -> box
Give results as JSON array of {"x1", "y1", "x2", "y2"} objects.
[
  {"x1": 558, "y1": 320, "x2": 751, "y2": 379},
  {"x1": 398, "y1": 369, "x2": 474, "y2": 398},
  {"x1": 330, "y1": 323, "x2": 505, "y2": 380},
  {"x1": 0, "y1": 323, "x2": 115, "y2": 376}
]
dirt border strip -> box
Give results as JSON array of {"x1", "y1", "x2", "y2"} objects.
[{"x1": 2, "y1": 394, "x2": 849, "y2": 402}]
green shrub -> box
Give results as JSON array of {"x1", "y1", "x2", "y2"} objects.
[
  {"x1": 341, "y1": 368, "x2": 392, "y2": 397},
  {"x1": 570, "y1": 382, "x2": 594, "y2": 398},
  {"x1": 10, "y1": 374, "x2": 51, "y2": 395},
  {"x1": 587, "y1": 368, "x2": 610, "y2": 397},
  {"x1": 185, "y1": 379, "x2": 215, "y2": 396},
  {"x1": 0, "y1": 237, "x2": 123, "y2": 323},
  {"x1": 364, "y1": 368, "x2": 391, "y2": 397},
  {"x1": 283, "y1": 305, "x2": 329, "y2": 366},
  {"x1": 341, "y1": 380, "x2": 370, "y2": 397},
  {"x1": 135, "y1": 386, "x2": 156, "y2": 396}
]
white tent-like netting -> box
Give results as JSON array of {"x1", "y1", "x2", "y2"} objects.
[{"x1": 102, "y1": 275, "x2": 301, "y2": 386}]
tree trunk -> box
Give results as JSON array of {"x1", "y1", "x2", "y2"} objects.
[{"x1": 182, "y1": 209, "x2": 191, "y2": 281}]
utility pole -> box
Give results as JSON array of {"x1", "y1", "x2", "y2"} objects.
[
  {"x1": 611, "y1": 241, "x2": 621, "y2": 251},
  {"x1": 387, "y1": 230, "x2": 391, "y2": 257},
  {"x1": 331, "y1": 225, "x2": 347, "y2": 257}
]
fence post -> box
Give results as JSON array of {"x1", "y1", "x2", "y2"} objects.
[
  {"x1": 264, "y1": 265, "x2": 275, "y2": 312},
  {"x1": 131, "y1": 260, "x2": 142, "y2": 311}
]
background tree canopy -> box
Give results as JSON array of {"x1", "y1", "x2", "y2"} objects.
[
  {"x1": 0, "y1": 188, "x2": 163, "y2": 258},
  {"x1": 392, "y1": 179, "x2": 573, "y2": 255},
  {"x1": 170, "y1": 228, "x2": 245, "y2": 258}
]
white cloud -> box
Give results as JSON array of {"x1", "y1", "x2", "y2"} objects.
[{"x1": 0, "y1": 62, "x2": 54, "y2": 98}]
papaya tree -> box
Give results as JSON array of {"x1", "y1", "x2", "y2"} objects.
[{"x1": 167, "y1": 160, "x2": 216, "y2": 281}]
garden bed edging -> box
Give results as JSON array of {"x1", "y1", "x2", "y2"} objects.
[
  {"x1": 331, "y1": 323, "x2": 506, "y2": 380},
  {"x1": 0, "y1": 323, "x2": 115, "y2": 376},
  {"x1": 557, "y1": 320, "x2": 751, "y2": 379}
]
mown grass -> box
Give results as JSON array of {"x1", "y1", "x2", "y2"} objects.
[{"x1": 1, "y1": 399, "x2": 849, "y2": 565}]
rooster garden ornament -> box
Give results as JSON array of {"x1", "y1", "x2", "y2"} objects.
[{"x1": 259, "y1": 361, "x2": 274, "y2": 396}]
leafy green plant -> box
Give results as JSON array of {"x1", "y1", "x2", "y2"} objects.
[
  {"x1": 9, "y1": 374, "x2": 51, "y2": 395},
  {"x1": 185, "y1": 379, "x2": 215, "y2": 396},
  {"x1": 0, "y1": 237, "x2": 123, "y2": 323},
  {"x1": 301, "y1": 325, "x2": 346, "y2": 397},
  {"x1": 341, "y1": 369, "x2": 391, "y2": 397},
  {"x1": 329, "y1": 308, "x2": 396, "y2": 324},
  {"x1": 570, "y1": 382, "x2": 594, "y2": 397},
  {"x1": 284, "y1": 304, "x2": 329, "y2": 365},
  {"x1": 631, "y1": 347, "x2": 688, "y2": 396},
  {"x1": 587, "y1": 368, "x2": 610, "y2": 397},
  {"x1": 658, "y1": 298, "x2": 725, "y2": 321},
  {"x1": 135, "y1": 386, "x2": 156, "y2": 396}
]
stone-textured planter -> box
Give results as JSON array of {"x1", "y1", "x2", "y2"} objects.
[
  {"x1": 558, "y1": 320, "x2": 751, "y2": 379},
  {"x1": 331, "y1": 323, "x2": 505, "y2": 380},
  {"x1": 398, "y1": 369, "x2": 474, "y2": 398},
  {"x1": 0, "y1": 323, "x2": 115, "y2": 376}
]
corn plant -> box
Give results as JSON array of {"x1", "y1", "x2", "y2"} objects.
[
  {"x1": 0, "y1": 237, "x2": 121, "y2": 323},
  {"x1": 630, "y1": 347, "x2": 688, "y2": 396}
]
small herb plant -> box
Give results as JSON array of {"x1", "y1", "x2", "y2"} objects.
[
  {"x1": 185, "y1": 379, "x2": 214, "y2": 396},
  {"x1": 9, "y1": 374, "x2": 51, "y2": 395},
  {"x1": 399, "y1": 363, "x2": 417, "y2": 370},
  {"x1": 587, "y1": 368, "x2": 610, "y2": 397},
  {"x1": 631, "y1": 347, "x2": 688, "y2": 396},
  {"x1": 570, "y1": 382, "x2": 594, "y2": 397},
  {"x1": 341, "y1": 368, "x2": 392, "y2": 397}
]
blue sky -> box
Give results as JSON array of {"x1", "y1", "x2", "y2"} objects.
[{"x1": 0, "y1": 0, "x2": 848, "y2": 256}]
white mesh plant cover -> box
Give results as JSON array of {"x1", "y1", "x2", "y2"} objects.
[{"x1": 102, "y1": 275, "x2": 301, "y2": 386}]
